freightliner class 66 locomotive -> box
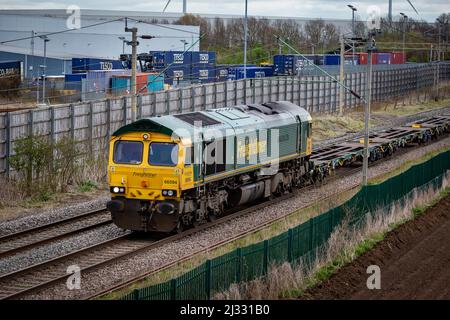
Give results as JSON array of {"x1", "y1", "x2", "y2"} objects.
[{"x1": 107, "y1": 101, "x2": 318, "y2": 233}]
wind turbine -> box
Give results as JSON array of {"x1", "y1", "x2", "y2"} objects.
[
  {"x1": 163, "y1": 0, "x2": 187, "y2": 14},
  {"x1": 388, "y1": 0, "x2": 419, "y2": 24}
]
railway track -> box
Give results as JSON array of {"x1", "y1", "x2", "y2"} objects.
[
  {"x1": 0, "y1": 209, "x2": 112, "y2": 259},
  {"x1": 1, "y1": 116, "x2": 448, "y2": 300}
]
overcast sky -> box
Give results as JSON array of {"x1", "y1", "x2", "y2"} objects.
[{"x1": 1, "y1": 0, "x2": 447, "y2": 22}]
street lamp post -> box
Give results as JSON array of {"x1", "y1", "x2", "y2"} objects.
[
  {"x1": 400, "y1": 13, "x2": 408, "y2": 57},
  {"x1": 39, "y1": 35, "x2": 50, "y2": 105},
  {"x1": 125, "y1": 18, "x2": 154, "y2": 122},
  {"x1": 244, "y1": 0, "x2": 248, "y2": 81},
  {"x1": 348, "y1": 4, "x2": 357, "y2": 65}
]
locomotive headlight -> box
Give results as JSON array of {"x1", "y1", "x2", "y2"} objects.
[
  {"x1": 143, "y1": 133, "x2": 149, "y2": 140},
  {"x1": 162, "y1": 189, "x2": 177, "y2": 197},
  {"x1": 110, "y1": 186, "x2": 125, "y2": 194}
]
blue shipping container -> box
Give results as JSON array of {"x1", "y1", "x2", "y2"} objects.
[
  {"x1": 324, "y1": 55, "x2": 340, "y2": 65},
  {"x1": 163, "y1": 51, "x2": 192, "y2": 68},
  {"x1": 377, "y1": 53, "x2": 392, "y2": 64},
  {"x1": 273, "y1": 55, "x2": 315, "y2": 75},
  {"x1": 0, "y1": 60, "x2": 21, "y2": 78},
  {"x1": 229, "y1": 67, "x2": 274, "y2": 80},
  {"x1": 72, "y1": 58, "x2": 126, "y2": 73},
  {"x1": 164, "y1": 66, "x2": 189, "y2": 85},
  {"x1": 191, "y1": 51, "x2": 216, "y2": 67},
  {"x1": 191, "y1": 66, "x2": 216, "y2": 83},
  {"x1": 64, "y1": 73, "x2": 86, "y2": 90},
  {"x1": 216, "y1": 65, "x2": 229, "y2": 82}
]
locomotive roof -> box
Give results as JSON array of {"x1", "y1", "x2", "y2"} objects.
[{"x1": 112, "y1": 101, "x2": 311, "y2": 142}]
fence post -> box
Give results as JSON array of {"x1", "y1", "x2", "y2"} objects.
[
  {"x1": 166, "y1": 90, "x2": 170, "y2": 115},
  {"x1": 287, "y1": 229, "x2": 293, "y2": 262},
  {"x1": 89, "y1": 102, "x2": 93, "y2": 154},
  {"x1": 152, "y1": 92, "x2": 157, "y2": 116},
  {"x1": 122, "y1": 96, "x2": 127, "y2": 126},
  {"x1": 29, "y1": 110, "x2": 34, "y2": 137},
  {"x1": 5, "y1": 112, "x2": 11, "y2": 178},
  {"x1": 243, "y1": 79, "x2": 247, "y2": 104},
  {"x1": 137, "y1": 95, "x2": 142, "y2": 120},
  {"x1": 189, "y1": 87, "x2": 194, "y2": 112},
  {"x1": 132, "y1": 289, "x2": 139, "y2": 300},
  {"x1": 170, "y1": 278, "x2": 177, "y2": 300},
  {"x1": 50, "y1": 106, "x2": 55, "y2": 146},
  {"x1": 236, "y1": 247, "x2": 242, "y2": 283},
  {"x1": 178, "y1": 88, "x2": 183, "y2": 113},
  {"x1": 233, "y1": 80, "x2": 238, "y2": 106},
  {"x1": 263, "y1": 240, "x2": 269, "y2": 275},
  {"x1": 224, "y1": 81, "x2": 228, "y2": 106},
  {"x1": 203, "y1": 85, "x2": 207, "y2": 110},
  {"x1": 106, "y1": 99, "x2": 111, "y2": 151},
  {"x1": 205, "y1": 259, "x2": 212, "y2": 300},
  {"x1": 70, "y1": 104, "x2": 75, "y2": 141}
]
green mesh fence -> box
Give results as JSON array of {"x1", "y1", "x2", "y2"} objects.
[{"x1": 121, "y1": 150, "x2": 450, "y2": 300}]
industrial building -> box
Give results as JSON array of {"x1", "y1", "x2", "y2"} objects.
[{"x1": 0, "y1": 10, "x2": 200, "y2": 77}]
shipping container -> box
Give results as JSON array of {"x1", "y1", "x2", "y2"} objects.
[
  {"x1": 147, "y1": 73, "x2": 164, "y2": 92},
  {"x1": 216, "y1": 65, "x2": 229, "y2": 82},
  {"x1": 72, "y1": 58, "x2": 127, "y2": 73},
  {"x1": 111, "y1": 72, "x2": 158, "y2": 95},
  {"x1": 324, "y1": 54, "x2": 340, "y2": 65},
  {"x1": 376, "y1": 53, "x2": 392, "y2": 64},
  {"x1": 344, "y1": 55, "x2": 360, "y2": 65},
  {"x1": 64, "y1": 73, "x2": 86, "y2": 91},
  {"x1": 163, "y1": 66, "x2": 189, "y2": 85},
  {"x1": 191, "y1": 51, "x2": 216, "y2": 67},
  {"x1": 273, "y1": 55, "x2": 315, "y2": 75},
  {"x1": 228, "y1": 66, "x2": 274, "y2": 80},
  {"x1": 191, "y1": 66, "x2": 216, "y2": 83},
  {"x1": 356, "y1": 52, "x2": 378, "y2": 65},
  {"x1": 84, "y1": 70, "x2": 130, "y2": 97},
  {"x1": 391, "y1": 52, "x2": 406, "y2": 64}
]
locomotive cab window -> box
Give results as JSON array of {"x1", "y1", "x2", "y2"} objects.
[
  {"x1": 149, "y1": 143, "x2": 179, "y2": 166},
  {"x1": 113, "y1": 141, "x2": 143, "y2": 164}
]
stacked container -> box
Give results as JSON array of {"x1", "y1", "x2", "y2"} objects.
[
  {"x1": 72, "y1": 58, "x2": 126, "y2": 73},
  {"x1": 391, "y1": 52, "x2": 406, "y2": 64},
  {"x1": 228, "y1": 66, "x2": 274, "y2": 80},
  {"x1": 64, "y1": 73, "x2": 86, "y2": 91},
  {"x1": 191, "y1": 51, "x2": 216, "y2": 84},
  {"x1": 376, "y1": 53, "x2": 392, "y2": 64},
  {"x1": 111, "y1": 72, "x2": 165, "y2": 95},
  {"x1": 273, "y1": 55, "x2": 316, "y2": 75},
  {"x1": 323, "y1": 55, "x2": 340, "y2": 65}
]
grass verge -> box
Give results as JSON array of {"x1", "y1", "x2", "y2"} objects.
[{"x1": 97, "y1": 145, "x2": 449, "y2": 300}]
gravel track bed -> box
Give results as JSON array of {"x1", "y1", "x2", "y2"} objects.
[
  {"x1": 0, "y1": 224, "x2": 126, "y2": 276},
  {"x1": 22, "y1": 136, "x2": 450, "y2": 300},
  {"x1": 0, "y1": 196, "x2": 110, "y2": 237}
]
